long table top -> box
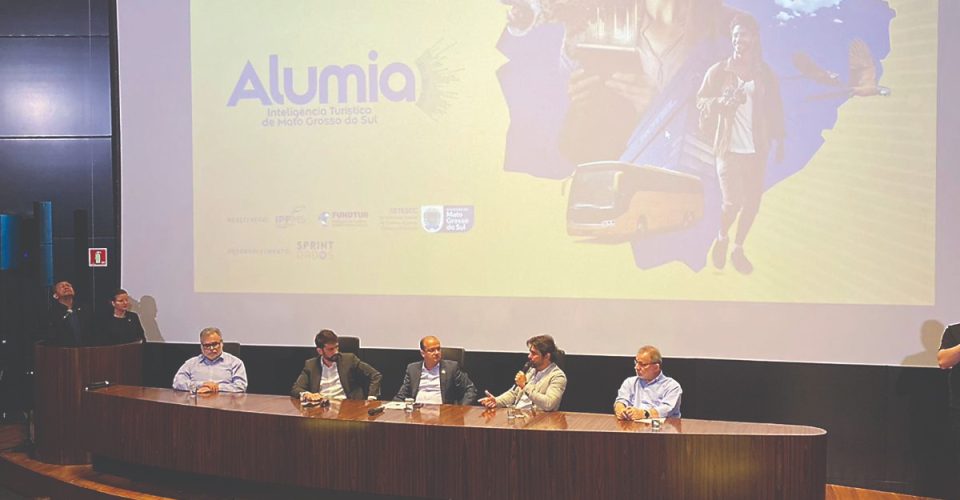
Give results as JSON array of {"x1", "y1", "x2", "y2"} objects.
[
  {"x1": 83, "y1": 386, "x2": 827, "y2": 499},
  {"x1": 97, "y1": 385, "x2": 824, "y2": 436}
]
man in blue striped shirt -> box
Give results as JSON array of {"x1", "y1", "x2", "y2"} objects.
[
  {"x1": 614, "y1": 345, "x2": 682, "y2": 420},
  {"x1": 172, "y1": 327, "x2": 248, "y2": 393}
]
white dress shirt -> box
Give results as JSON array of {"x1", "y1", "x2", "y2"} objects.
[{"x1": 319, "y1": 360, "x2": 346, "y2": 400}]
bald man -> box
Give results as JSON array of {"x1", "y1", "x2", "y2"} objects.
[
  {"x1": 45, "y1": 281, "x2": 91, "y2": 346},
  {"x1": 394, "y1": 336, "x2": 477, "y2": 405}
]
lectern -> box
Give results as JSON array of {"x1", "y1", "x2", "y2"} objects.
[{"x1": 33, "y1": 340, "x2": 142, "y2": 464}]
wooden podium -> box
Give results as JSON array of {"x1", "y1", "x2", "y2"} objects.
[{"x1": 33, "y1": 341, "x2": 143, "y2": 464}]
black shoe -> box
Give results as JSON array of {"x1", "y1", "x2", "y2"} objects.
[
  {"x1": 731, "y1": 247, "x2": 754, "y2": 275},
  {"x1": 711, "y1": 238, "x2": 728, "y2": 269}
]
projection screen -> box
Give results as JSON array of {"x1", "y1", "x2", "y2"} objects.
[{"x1": 117, "y1": 0, "x2": 959, "y2": 365}]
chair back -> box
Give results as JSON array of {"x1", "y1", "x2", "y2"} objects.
[
  {"x1": 338, "y1": 336, "x2": 360, "y2": 355},
  {"x1": 441, "y1": 346, "x2": 466, "y2": 371},
  {"x1": 222, "y1": 342, "x2": 241, "y2": 357}
]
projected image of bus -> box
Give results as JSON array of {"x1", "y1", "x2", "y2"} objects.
[{"x1": 566, "y1": 162, "x2": 704, "y2": 239}]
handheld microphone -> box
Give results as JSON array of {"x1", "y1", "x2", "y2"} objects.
[
  {"x1": 511, "y1": 361, "x2": 532, "y2": 390},
  {"x1": 509, "y1": 361, "x2": 533, "y2": 411},
  {"x1": 367, "y1": 406, "x2": 385, "y2": 416}
]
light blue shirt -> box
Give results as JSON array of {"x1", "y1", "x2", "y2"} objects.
[
  {"x1": 172, "y1": 351, "x2": 248, "y2": 393},
  {"x1": 415, "y1": 363, "x2": 443, "y2": 404},
  {"x1": 615, "y1": 372, "x2": 682, "y2": 418}
]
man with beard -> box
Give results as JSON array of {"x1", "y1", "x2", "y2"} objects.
[
  {"x1": 479, "y1": 334, "x2": 567, "y2": 412},
  {"x1": 292, "y1": 329, "x2": 382, "y2": 401}
]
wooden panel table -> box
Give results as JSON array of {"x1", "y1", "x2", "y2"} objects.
[{"x1": 82, "y1": 386, "x2": 826, "y2": 499}]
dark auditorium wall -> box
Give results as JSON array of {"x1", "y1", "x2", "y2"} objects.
[
  {"x1": 0, "y1": 0, "x2": 118, "y2": 421},
  {"x1": 0, "y1": 1, "x2": 955, "y2": 498},
  {"x1": 0, "y1": 0, "x2": 118, "y2": 312}
]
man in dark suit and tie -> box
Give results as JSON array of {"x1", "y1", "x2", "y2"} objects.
[
  {"x1": 394, "y1": 336, "x2": 476, "y2": 405},
  {"x1": 44, "y1": 280, "x2": 91, "y2": 346},
  {"x1": 291, "y1": 329, "x2": 382, "y2": 401}
]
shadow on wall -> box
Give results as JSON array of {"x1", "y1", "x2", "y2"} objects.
[
  {"x1": 132, "y1": 295, "x2": 163, "y2": 342},
  {"x1": 901, "y1": 320, "x2": 945, "y2": 367}
]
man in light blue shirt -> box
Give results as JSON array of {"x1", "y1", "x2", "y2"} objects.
[
  {"x1": 614, "y1": 345, "x2": 681, "y2": 420},
  {"x1": 172, "y1": 327, "x2": 248, "y2": 393}
]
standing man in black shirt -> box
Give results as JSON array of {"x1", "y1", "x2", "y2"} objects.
[{"x1": 938, "y1": 323, "x2": 960, "y2": 492}]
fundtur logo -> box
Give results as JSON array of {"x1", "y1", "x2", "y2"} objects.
[{"x1": 227, "y1": 50, "x2": 416, "y2": 106}]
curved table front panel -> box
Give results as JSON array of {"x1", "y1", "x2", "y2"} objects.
[{"x1": 82, "y1": 386, "x2": 826, "y2": 499}]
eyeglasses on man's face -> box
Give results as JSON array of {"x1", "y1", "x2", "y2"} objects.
[{"x1": 202, "y1": 341, "x2": 222, "y2": 350}]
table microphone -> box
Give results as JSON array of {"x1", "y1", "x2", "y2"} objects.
[{"x1": 84, "y1": 380, "x2": 111, "y2": 391}]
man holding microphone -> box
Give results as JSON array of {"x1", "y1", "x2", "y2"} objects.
[{"x1": 479, "y1": 334, "x2": 566, "y2": 412}]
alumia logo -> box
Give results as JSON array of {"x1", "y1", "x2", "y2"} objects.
[{"x1": 227, "y1": 51, "x2": 416, "y2": 106}]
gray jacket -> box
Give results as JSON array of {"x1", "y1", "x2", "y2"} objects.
[{"x1": 494, "y1": 363, "x2": 567, "y2": 412}]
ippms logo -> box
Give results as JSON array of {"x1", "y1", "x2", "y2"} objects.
[
  {"x1": 228, "y1": 51, "x2": 416, "y2": 106},
  {"x1": 275, "y1": 206, "x2": 307, "y2": 229}
]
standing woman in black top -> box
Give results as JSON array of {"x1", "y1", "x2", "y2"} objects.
[{"x1": 103, "y1": 288, "x2": 146, "y2": 344}]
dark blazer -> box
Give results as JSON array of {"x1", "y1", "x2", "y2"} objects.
[
  {"x1": 393, "y1": 359, "x2": 477, "y2": 405},
  {"x1": 44, "y1": 302, "x2": 91, "y2": 346},
  {"x1": 290, "y1": 353, "x2": 382, "y2": 400},
  {"x1": 101, "y1": 311, "x2": 146, "y2": 345}
]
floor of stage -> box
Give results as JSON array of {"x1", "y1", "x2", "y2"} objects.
[{"x1": 0, "y1": 424, "x2": 937, "y2": 500}]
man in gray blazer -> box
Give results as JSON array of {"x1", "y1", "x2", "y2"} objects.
[
  {"x1": 394, "y1": 336, "x2": 477, "y2": 405},
  {"x1": 479, "y1": 334, "x2": 567, "y2": 412},
  {"x1": 291, "y1": 329, "x2": 382, "y2": 401}
]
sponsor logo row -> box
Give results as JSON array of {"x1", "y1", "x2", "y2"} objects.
[{"x1": 226, "y1": 205, "x2": 475, "y2": 233}]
